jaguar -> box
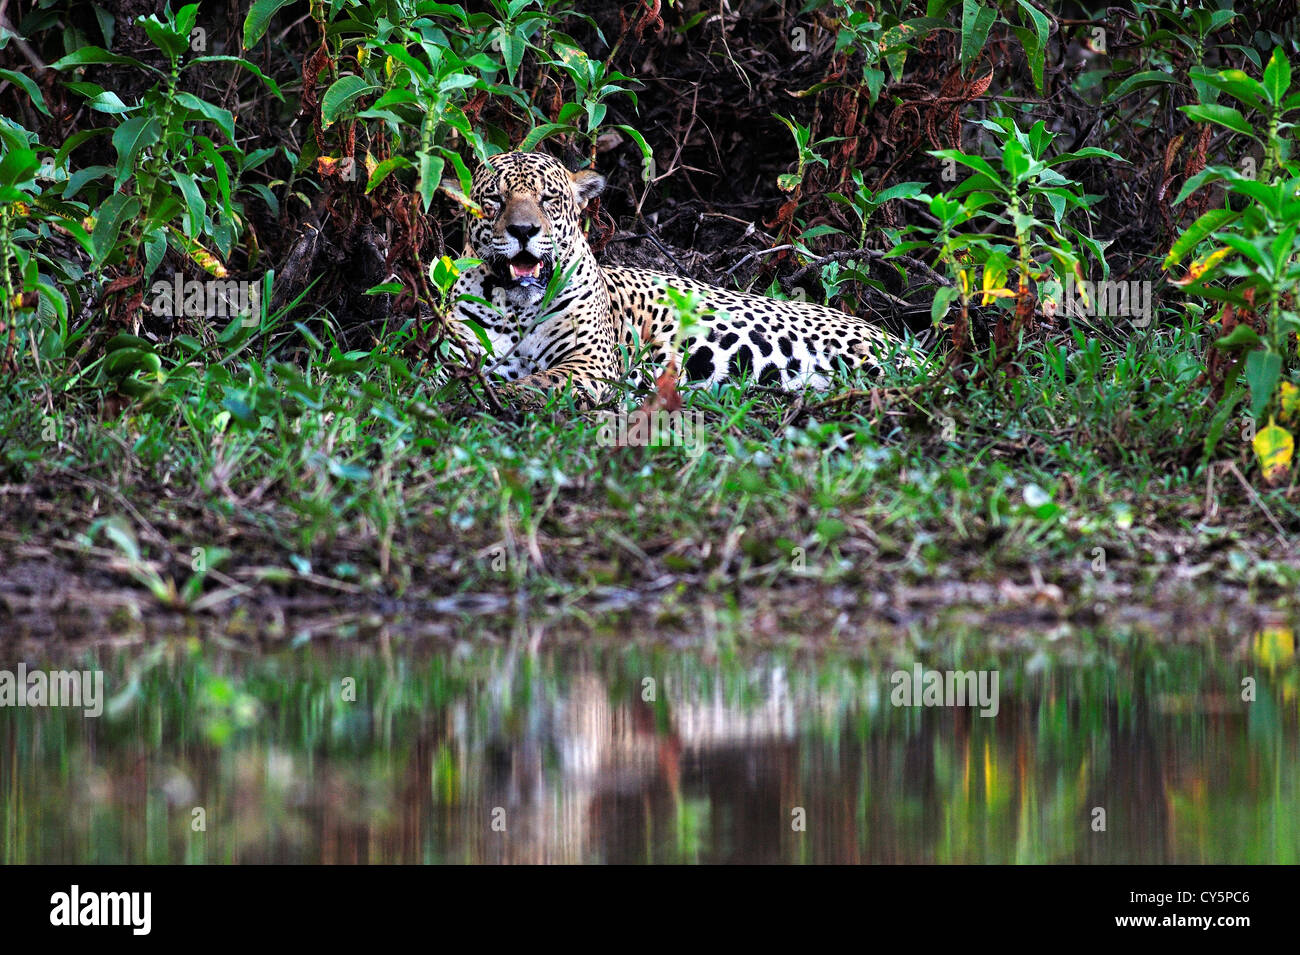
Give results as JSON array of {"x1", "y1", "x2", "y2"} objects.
[{"x1": 446, "y1": 151, "x2": 904, "y2": 406}]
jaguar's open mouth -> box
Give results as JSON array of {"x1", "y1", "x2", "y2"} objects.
[{"x1": 499, "y1": 254, "x2": 552, "y2": 288}]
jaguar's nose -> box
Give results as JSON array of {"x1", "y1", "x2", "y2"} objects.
[{"x1": 506, "y1": 222, "x2": 540, "y2": 242}]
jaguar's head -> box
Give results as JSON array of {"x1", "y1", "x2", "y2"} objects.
[{"x1": 463, "y1": 152, "x2": 606, "y2": 306}]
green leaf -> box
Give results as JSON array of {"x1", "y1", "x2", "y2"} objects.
[
  {"x1": 1190, "y1": 68, "x2": 1267, "y2": 113},
  {"x1": 1245, "y1": 349, "x2": 1282, "y2": 420},
  {"x1": 321, "y1": 76, "x2": 378, "y2": 127},
  {"x1": 365, "y1": 156, "x2": 413, "y2": 193},
  {"x1": 1171, "y1": 165, "x2": 1230, "y2": 206},
  {"x1": 1047, "y1": 147, "x2": 1128, "y2": 168},
  {"x1": 176, "y1": 4, "x2": 200, "y2": 43},
  {"x1": 189, "y1": 56, "x2": 284, "y2": 99},
  {"x1": 0, "y1": 69, "x2": 52, "y2": 116},
  {"x1": 1002, "y1": 138, "x2": 1029, "y2": 180},
  {"x1": 931, "y1": 285, "x2": 958, "y2": 324},
  {"x1": 1164, "y1": 208, "x2": 1238, "y2": 268},
  {"x1": 1180, "y1": 104, "x2": 1255, "y2": 138},
  {"x1": 195, "y1": 136, "x2": 232, "y2": 220},
  {"x1": 862, "y1": 67, "x2": 886, "y2": 106},
  {"x1": 459, "y1": 316, "x2": 494, "y2": 355},
  {"x1": 50, "y1": 47, "x2": 154, "y2": 73},
  {"x1": 960, "y1": 0, "x2": 996, "y2": 75},
  {"x1": 111, "y1": 116, "x2": 161, "y2": 189},
  {"x1": 1225, "y1": 177, "x2": 1286, "y2": 215},
  {"x1": 497, "y1": 32, "x2": 526, "y2": 85},
  {"x1": 175, "y1": 92, "x2": 236, "y2": 142},
  {"x1": 1104, "y1": 70, "x2": 1178, "y2": 104},
  {"x1": 1213, "y1": 324, "x2": 1263, "y2": 349},
  {"x1": 105, "y1": 347, "x2": 162, "y2": 378},
  {"x1": 439, "y1": 147, "x2": 474, "y2": 195},
  {"x1": 929, "y1": 149, "x2": 1000, "y2": 183},
  {"x1": 55, "y1": 128, "x2": 111, "y2": 168},
  {"x1": 85, "y1": 90, "x2": 135, "y2": 114},
  {"x1": 1218, "y1": 233, "x2": 1271, "y2": 271},
  {"x1": 171, "y1": 170, "x2": 205, "y2": 234},
  {"x1": 144, "y1": 226, "x2": 167, "y2": 279},
  {"x1": 800, "y1": 224, "x2": 844, "y2": 240},
  {"x1": 142, "y1": 16, "x2": 187, "y2": 59},
  {"x1": 242, "y1": 0, "x2": 296, "y2": 48},
  {"x1": 614, "y1": 124, "x2": 654, "y2": 181},
  {"x1": 1262, "y1": 47, "x2": 1292, "y2": 108},
  {"x1": 92, "y1": 193, "x2": 142, "y2": 266},
  {"x1": 873, "y1": 181, "x2": 928, "y2": 203},
  {"x1": 1010, "y1": 26, "x2": 1045, "y2": 95},
  {"x1": 518, "y1": 123, "x2": 579, "y2": 152},
  {"x1": 417, "y1": 153, "x2": 445, "y2": 211},
  {"x1": 0, "y1": 147, "x2": 38, "y2": 189},
  {"x1": 64, "y1": 164, "x2": 112, "y2": 200}
]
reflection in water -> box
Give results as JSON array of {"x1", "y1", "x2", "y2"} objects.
[{"x1": 1, "y1": 622, "x2": 1296, "y2": 863}]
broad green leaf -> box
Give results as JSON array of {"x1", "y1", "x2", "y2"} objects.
[
  {"x1": 171, "y1": 170, "x2": 205, "y2": 235},
  {"x1": 143, "y1": 226, "x2": 167, "y2": 279},
  {"x1": 0, "y1": 69, "x2": 51, "y2": 116},
  {"x1": 50, "y1": 47, "x2": 154, "y2": 73},
  {"x1": 55, "y1": 128, "x2": 111, "y2": 168},
  {"x1": 111, "y1": 116, "x2": 161, "y2": 189},
  {"x1": 190, "y1": 55, "x2": 284, "y2": 99},
  {"x1": 85, "y1": 90, "x2": 135, "y2": 114},
  {"x1": 417, "y1": 153, "x2": 445, "y2": 211},
  {"x1": 320, "y1": 76, "x2": 378, "y2": 127},
  {"x1": 1262, "y1": 47, "x2": 1292, "y2": 107},
  {"x1": 931, "y1": 284, "x2": 958, "y2": 324},
  {"x1": 195, "y1": 136, "x2": 232, "y2": 218},
  {"x1": 873, "y1": 181, "x2": 929, "y2": 203},
  {"x1": 1010, "y1": 26, "x2": 1045, "y2": 94},
  {"x1": 1104, "y1": 70, "x2": 1178, "y2": 104},
  {"x1": 365, "y1": 156, "x2": 413, "y2": 193},
  {"x1": 1212, "y1": 324, "x2": 1263, "y2": 349},
  {"x1": 929, "y1": 149, "x2": 1000, "y2": 183},
  {"x1": 1245, "y1": 349, "x2": 1283, "y2": 420},
  {"x1": 1164, "y1": 208, "x2": 1238, "y2": 268},
  {"x1": 64, "y1": 164, "x2": 111, "y2": 200},
  {"x1": 176, "y1": 92, "x2": 236, "y2": 142},
  {"x1": 1013, "y1": 1, "x2": 1049, "y2": 91},
  {"x1": 1171, "y1": 165, "x2": 1231, "y2": 206},
  {"x1": 0, "y1": 147, "x2": 38, "y2": 188},
  {"x1": 1218, "y1": 232, "x2": 1271, "y2": 271},
  {"x1": 518, "y1": 123, "x2": 580, "y2": 152},
  {"x1": 960, "y1": 0, "x2": 996, "y2": 75},
  {"x1": 1180, "y1": 103, "x2": 1255, "y2": 138},
  {"x1": 243, "y1": 0, "x2": 296, "y2": 48},
  {"x1": 1190, "y1": 68, "x2": 1267, "y2": 112},
  {"x1": 142, "y1": 16, "x2": 188, "y2": 59},
  {"x1": 91, "y1": 192, "x2": 142, "y2": 265}
]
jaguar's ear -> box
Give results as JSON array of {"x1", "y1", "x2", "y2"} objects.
[{"x1": 569, "y1": 168, "x2": 606, "y2": 210}]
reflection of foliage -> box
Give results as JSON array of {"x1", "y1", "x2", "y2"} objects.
[{"x1": 2, "y1": 626, "x2": 1295, "y2": 863}]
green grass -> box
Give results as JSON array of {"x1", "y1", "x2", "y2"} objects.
[{"x1": 2, "y1": 299, "x2": 1299, "y2": 615}]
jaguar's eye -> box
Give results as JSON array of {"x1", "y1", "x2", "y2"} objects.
[{"x1": 480, "y1": 196, "x2": 501, "y2": 217}]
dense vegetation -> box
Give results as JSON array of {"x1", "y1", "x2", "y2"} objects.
[{"x1": 1, "y1": 1, "x2": 1298, "y2": 623}]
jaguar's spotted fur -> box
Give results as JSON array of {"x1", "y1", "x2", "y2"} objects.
[{"x1": 447, "y1": 151, "x2": 902, "y2": 406}]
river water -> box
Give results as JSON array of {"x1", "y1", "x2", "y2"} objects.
[{"x1": 2, "y1": 613, "x2": 1296, "y2": 863}]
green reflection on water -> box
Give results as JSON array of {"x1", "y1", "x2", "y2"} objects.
[{"x1": 1, "y1": 621, "x2": 1296, "y2": 863}]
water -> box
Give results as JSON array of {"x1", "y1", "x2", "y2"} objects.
[{"x1": 1, "y1": 616, "x2": 1296, "y2": 863}]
